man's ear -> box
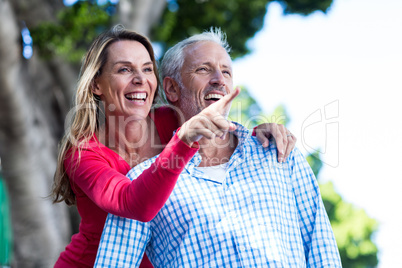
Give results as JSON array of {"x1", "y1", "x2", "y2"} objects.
[{"x1": 163, "y1": 77, "x2": 180, "y2": 103}]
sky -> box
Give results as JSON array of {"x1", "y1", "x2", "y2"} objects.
[{"x1": 232, "y1": 0, "x2": 402, "y2": 267}]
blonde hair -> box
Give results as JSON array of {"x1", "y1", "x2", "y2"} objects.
[{"x1": 52, "y1": 25, "x2": 160, "y2": 205}]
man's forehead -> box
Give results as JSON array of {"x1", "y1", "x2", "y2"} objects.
[{"x1": 183, "y1": 41, "x2": 232, "y2": 67}]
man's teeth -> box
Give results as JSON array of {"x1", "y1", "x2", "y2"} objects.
[
  {"x1": 125, "y1": 93, "x2": 147, "y2": 101},
  {"x1": 204, "y1": 94, "x2": 223, "y2": 100}
]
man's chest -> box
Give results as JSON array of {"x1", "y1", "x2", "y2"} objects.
[
  {"x1": 148, "y1": 168, "x2": 305, "y2": 267},
  {"x1": 154, "y1": 166, "x2": 300, "y2": 234}
]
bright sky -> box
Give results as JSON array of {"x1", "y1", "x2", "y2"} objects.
[{"x1": 233, "y1": 0, "x2": 402, "y2": 267}]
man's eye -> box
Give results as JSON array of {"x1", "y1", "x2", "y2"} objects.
[
  {"x1": 223, "y1": 70, "x2": 231, "y2": 76},
  {"x1": 197, "y1": 67, "x2": 208, "y2": 72}
]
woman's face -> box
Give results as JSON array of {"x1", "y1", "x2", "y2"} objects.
[{"x1": 93, "y1": 40, "x2": 158, "y2": 121}]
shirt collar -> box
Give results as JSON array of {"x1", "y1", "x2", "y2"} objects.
[{"x1": 184, "y1": 122, "x2": 251, "y2": 173}]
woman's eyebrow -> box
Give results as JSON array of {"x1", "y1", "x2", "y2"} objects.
[{"x1": 112, "y1": 61, "x2": 153, "y2": 66}]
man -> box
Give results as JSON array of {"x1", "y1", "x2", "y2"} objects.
[{"x1": 95, "y1": 29, "x2": 341, "y2": 267}]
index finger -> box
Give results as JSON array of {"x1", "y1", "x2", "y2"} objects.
[
  {"x1": 222, "y1": 86, "x2": 241, "y2": 105},
  {"x1": 211, "y1": 87, "x2": 241, "y2": 111}
]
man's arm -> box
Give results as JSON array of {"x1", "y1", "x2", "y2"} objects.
[
  {"x1": 95, "y1": 213, "x2": 150, "y2": 267},
  {"x1": 290, "y1": 148, "x2": 342, "y2": 267}
]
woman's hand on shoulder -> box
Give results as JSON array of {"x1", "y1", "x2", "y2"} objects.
[{"x1": 254, "y1": 123, "x2": 296, "y2": 163}]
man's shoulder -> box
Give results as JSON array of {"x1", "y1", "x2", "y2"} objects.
[
  {"x1": 232, "y1": 122, "x2": 282, "y2": 158},
  {"x1": 245, "y1": 135, "x2": 279, "y2": 155},
  {"x1": 126, "y1": 155, "x2": 159, "y2": 180},
  {"x1": 242, "y1": 135, "x2": 304, "y2": 168}
]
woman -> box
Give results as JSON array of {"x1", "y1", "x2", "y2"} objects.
[{"x1": 52, "y1": 25, "x2": 295, "y2": 267}]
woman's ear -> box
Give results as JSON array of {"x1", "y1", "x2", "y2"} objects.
[
  {"x1": 91, "y1": 78, "x2": 102, "y2": 96},
  {"x1": 163, "y1": 77, "x2": 180, "y2": 103}
]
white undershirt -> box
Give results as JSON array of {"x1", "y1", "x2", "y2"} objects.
[{"x1": 196, "y1": 163, "x2": 228, "y2": 184}]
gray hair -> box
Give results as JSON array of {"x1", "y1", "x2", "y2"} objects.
[{"x1": 160, "y1": 28, "x2": 231, "y2": 85}]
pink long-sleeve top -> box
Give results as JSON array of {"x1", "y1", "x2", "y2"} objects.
[{"x1": 55, "y1": 107, "x2": 196, "y2": 267}]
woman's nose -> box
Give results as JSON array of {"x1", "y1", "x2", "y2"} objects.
[{"x1": 132, "y1": 72, "x2": 145, "y2": 84}]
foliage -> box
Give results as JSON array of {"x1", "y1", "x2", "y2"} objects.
[
  {"x1": 29, "y1": 0, "x2": 334, "y2": 63},
  {"x1": 269, "y1": 104, "x2": 290, "y2": 126},
  {"x1": 30, "y1": 1, "x2": 113, "y2": 63},
  {"x1": 151, "y1": 0, "x2": 333, "y2": 59},
  {"x1": 232, "y1": 88, "x2": 379, "y2": 267},
  {"x1": 152, "y1": 0, "x2": 268, "y2": 59},
  {"x1": 307, "y1": 154, "x2": 379, "y2": 268},
  {"x1": 277, "y1": 0, "x2": 334, "y2": 15},
  {"x1": 306, "y1": 151, "x2": 323, "y2": 178},
  {"x1": 229, "y1": 86, "x2": 265, "y2": 128},
  {"x1": 229, "y1": 86, "x2": 290, "y2": 129},
  {"x1": 320, "y1": 181, "x2": 379, "y2": 268}
]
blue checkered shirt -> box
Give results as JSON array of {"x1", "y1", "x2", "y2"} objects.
[{"x1": 95, "y1": 123, "x2": 341, "y2": 267}]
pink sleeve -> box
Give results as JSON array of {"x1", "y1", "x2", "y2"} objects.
[
  {"x1": 252, "y1": 126, "x2": 257, "y2": 136},
  {"x1": 65, "y1": 132, "x2": 198, "y2": 222}
]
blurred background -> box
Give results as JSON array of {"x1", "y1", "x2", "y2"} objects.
[{"x1": 0, "y1": 0, "x2": 400, "y2": 267}]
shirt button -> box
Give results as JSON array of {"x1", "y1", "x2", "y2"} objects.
[{"x1": 239, "y1": 246, "x2": 246, "y2": 251}]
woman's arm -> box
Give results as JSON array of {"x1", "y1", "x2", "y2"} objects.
[
  {"x1": 66, "y1": 89, "x2": 240, "y2": 222},
  {"x1": 66, "y1": 132, "x2": 197, "y2": 222}
]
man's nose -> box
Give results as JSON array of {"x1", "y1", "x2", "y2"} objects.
[{"x1": 209, "y1": 70, "x2": 225, "y2": 87}]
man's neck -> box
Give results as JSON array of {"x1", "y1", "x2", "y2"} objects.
[{"x1": 197, "y1": 133, "x2": 238, "y2": 167}]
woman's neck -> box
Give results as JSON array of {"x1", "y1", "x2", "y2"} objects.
[{"x1": 98, "y1": 116, "x2": 162, "y2": 167}]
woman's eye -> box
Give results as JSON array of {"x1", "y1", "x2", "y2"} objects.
[
  {"x1": 119, "y1": 67, "x2": 131, "y2": 73},
  {"x1": 144, "y1": 67, "x2": 153, "y2": 73}
]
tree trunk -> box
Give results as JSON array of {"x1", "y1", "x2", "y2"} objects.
[
  {"x1": 0, "y1": 0, "x2": 167, "y2": 266},
  {"x1": 118, "y1": 0, "x2": 166, "y2": 36},
  {"x1": 0, "y1": 0, "x2": 73, "y2": 266}
]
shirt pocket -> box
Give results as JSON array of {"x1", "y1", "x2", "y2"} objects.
[{"x1": 235, "y1": 219, "x2": 286, "y2": 266}]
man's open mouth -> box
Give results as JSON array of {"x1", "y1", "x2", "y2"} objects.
[{"x1": 204, "y1": 93, "x2": 223, "y2": 101}]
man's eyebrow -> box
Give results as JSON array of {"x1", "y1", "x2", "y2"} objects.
[
  {"x1": 222, "y1": 64, "x2": 232, "y2": 69},
  {"x1": 197, "y1": 62, "x2": 232, "y2": 69},
  {"x1": 197, "y1": 61, "x2": 212, "y2": 66}
]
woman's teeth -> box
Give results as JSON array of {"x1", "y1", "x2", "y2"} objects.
[{"x1": 125, "y1": 92, "x2": 147, "y2": 101}]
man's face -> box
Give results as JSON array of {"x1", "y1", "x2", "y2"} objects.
[{"x1": 177, "y1": 41, "x2": 233, "y2": 120}]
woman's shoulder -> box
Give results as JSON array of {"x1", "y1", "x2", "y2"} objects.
[
  {"x1": 150, "y1": 105, "x2": 177, "y2": 121},
  {"x1": 150, "y1": 105, "x2": 180, "y2": 145},
  {"x1": 64, "y1": 135, "x2": 128, "y2": 173},
  {"x1": 64, "y1": 136, "x2": 107, "y2": 164}
]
